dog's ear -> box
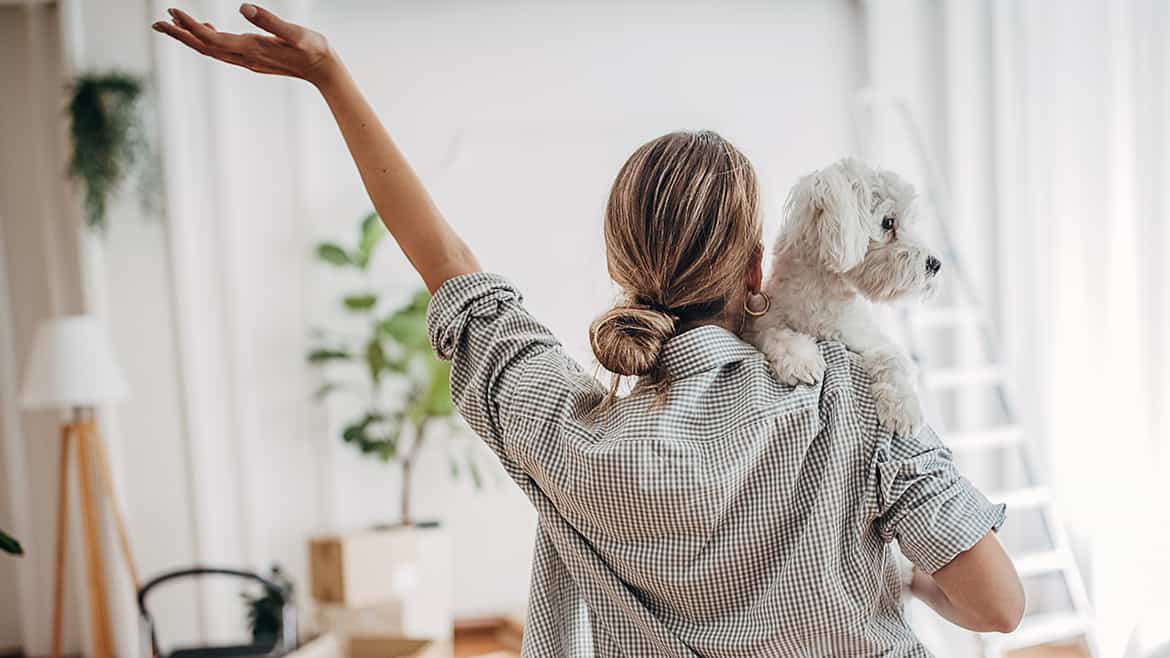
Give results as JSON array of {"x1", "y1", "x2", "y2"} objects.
[{"x1": 788, "y1": 161, "x2": 871, "y2": 272}]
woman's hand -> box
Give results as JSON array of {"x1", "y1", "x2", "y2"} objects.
[
  {"x1": 153, "y1": 2, "x2": 479, "y2": 291},
  {"x1": 153, "y1": 4, "x2": 340, "y2": 88}
]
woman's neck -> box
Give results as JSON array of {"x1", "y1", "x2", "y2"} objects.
[{"x1": 675, "y1": 313, "x2": 742, "y2": 338}]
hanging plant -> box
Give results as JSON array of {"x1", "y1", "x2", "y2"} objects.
[{"x1": 66, "y1": 72, "x2": 150, "y2": 231}]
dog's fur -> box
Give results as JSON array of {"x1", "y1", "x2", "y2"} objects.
[{"x1": 745, "y1": 158, "x2": 939, "y2": 436}]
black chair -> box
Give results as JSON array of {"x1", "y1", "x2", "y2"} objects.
[{"x1": 137, "y1": 567, "x2": 297, "y2": 658}]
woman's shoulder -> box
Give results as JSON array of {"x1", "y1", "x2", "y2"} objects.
[{"x1": 737, "y1": 338, "x2": 872, "y2": 405}]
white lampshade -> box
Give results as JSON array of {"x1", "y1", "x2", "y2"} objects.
[{"x1": 20, "y1": 315, "x2": 128, "y2": 410}]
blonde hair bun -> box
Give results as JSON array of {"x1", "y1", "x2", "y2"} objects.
[{"x1": 589, "y1": 303, "x2": 677, "y2": 377}]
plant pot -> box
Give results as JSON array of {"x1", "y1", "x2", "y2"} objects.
[{"x1": 310, "y1": 524, "x2": 452, "y2": 642}]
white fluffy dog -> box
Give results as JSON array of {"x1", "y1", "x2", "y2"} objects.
[{"x1": 746, "y1": 158, "x2": 940, "y2": 436}]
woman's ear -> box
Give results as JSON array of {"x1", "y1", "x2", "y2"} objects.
[{"x1": 788, "y1": 161, "x2": 871, "y2": 272}]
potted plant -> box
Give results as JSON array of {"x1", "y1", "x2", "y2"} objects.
[
  {"x1": 241, "y1": 564, "x2": 292, "y2": 645},
  {"x1": 308, "y1": 212, "x2": 479, "y2": 527},
  {"x1": 307, "y1": 213, "x2": 469, "y2": 640},
  {"x1": 66, "y1": 72, "x2": 153, "y2": 231},
  {"x1": 0, "y1": 529, "x2": 21, "y2": 557}
]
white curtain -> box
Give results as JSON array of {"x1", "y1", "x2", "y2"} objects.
[
  {"x1": 1004, "y1": 1, "x2": 1170, "y2": 655},
  {"x1": 864, "y1": 1, "x2": 1170, "y2": 656}
]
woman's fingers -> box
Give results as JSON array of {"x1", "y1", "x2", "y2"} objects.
[
  {"x1": 239, "y1": 4, "x2": 304, "y2": 43},
  {"x1": 153, "y1": 21, "x2": 276, "y2": 73},
  {"x1": 155, "y1": 5, "x2": 335, "y2": 83},
  {"x1": 153, "y1": 21, "x2": 211, "y2": 56},
  {"x1": 167, "y1": 8, "x2": 219, "y2": 44}
]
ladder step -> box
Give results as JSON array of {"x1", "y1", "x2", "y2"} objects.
[
  {"x1": 911, "y1": 307, "x2": 980, "y2": 328},
  {"x1": 988, "y1": 486, "x2": 1050, "y2": 508},
  {"x1": 923, "y1": 365, "x2": 1005, "y2": 390},
  {"x1": 946, "y1": 426, "x2": 1022, "y2": 452},
  {"x1": 1013, "y1": 549, "x2": 1074, "y2": 578},
  {"x1": 987, "y1": 611, "x2": 1092, "y2": 650}
]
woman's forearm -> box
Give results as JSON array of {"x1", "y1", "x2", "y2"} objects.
[
  {"x1": 910, "y1": 569, "x2": 993, "y2": 631},
  {"x1": 314, "y1": 61, "x2": 479, "y2": 292},
  {"x1": 914, "y1": 533, "x2": 1025, "y2": 633}
]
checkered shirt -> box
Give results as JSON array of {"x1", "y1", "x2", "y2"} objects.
[{"x1": 427, "y1": 272, "x2": 1006, "y2": 657}]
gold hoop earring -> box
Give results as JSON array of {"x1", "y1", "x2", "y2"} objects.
[{"x1": 744, "y1": 291, "x2": 770, "y2": 317}]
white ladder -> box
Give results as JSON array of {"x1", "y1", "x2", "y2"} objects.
[{"x1": 854, "y1": 90, "x2": 1098, "y2": 658}]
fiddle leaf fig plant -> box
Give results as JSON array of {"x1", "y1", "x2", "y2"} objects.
[{"x1": 309, "y1": 212, "x2": 476, "y2": 526}]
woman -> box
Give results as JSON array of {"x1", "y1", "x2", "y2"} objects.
[{"x1": 154, "y1": 6, "x2": 1024, "y2": 656}]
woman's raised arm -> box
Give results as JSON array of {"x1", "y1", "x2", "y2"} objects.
[{"x1": 154, "y1": 4, "x2": 479, "y2": 292}]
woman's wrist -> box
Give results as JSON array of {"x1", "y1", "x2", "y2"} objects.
[{"x1": 307, "y1": 48, "x2": 347, "y2": 91}]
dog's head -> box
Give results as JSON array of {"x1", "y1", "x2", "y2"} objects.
[{"x1": 782, "y1": 157, "x2": 939, "y2": 301}]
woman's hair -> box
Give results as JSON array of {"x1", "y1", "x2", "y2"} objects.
[{"x1": 590, "y1": 130, "x2": 762, "y2": 390}]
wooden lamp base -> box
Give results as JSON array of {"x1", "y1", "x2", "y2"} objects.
[{"x1": 51, "y1": 410, "x2": 140, "y2": 658}]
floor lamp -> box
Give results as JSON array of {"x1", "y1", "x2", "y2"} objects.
[{"x1": 20, "y1": 315, "x2": 140, "y2": 658}]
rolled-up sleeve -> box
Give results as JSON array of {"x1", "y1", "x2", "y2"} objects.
[
  {"x1": 426, "y1": 272, "x2": 559, "y2": 462},
  {"x1": 873, "y1": 426, "x2": 1007, "y2": 574}
]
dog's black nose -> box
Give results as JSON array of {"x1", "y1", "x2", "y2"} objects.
[{"x1": 926, "y1": 256, "x2": 942, "y2": 276}]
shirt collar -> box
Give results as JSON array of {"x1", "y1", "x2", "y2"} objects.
[{"x1": 659, "y1": 325, "x2": 760, "y2": 380}]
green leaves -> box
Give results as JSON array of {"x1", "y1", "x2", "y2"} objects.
[
  {"x1": 355, "y1": 212, "x2": 384, "y2": 269},
  {"x1": 241, "y1": 564, "x2": 291, "y2": 641},
  {"x1": 364, "y1": 338, "x2": 388, "y2": 384},
  {"x1": 341, "y1": 412, "x2": 402, "y2": 462},
  {"x1": 307, "y1": 348, "x2": 350, "y2": 364},
  {"x1": 314, "y1": 212, "x2": 385, "y2": 271},
  {"x1": 313, "y1": 382, "x2": 341, "y2": 401},
  {"x1": 343, "y1": 293, "x2": 378, "y2": 311},
  {"x1": 316, "y1": 243, "x2": 351, "y2": 266},
  {"x1": 379, "y1": 313, "x2": 427, "y2": 349},
  {"x1": 68, "y1": 73, "x2": 148, "y2": 231},
  {"x1": 307, "y1": 211, "x2": 464, "y2": 517},
  {"x1": 378, "y1": 288, "x2": 431, "y2": 350},
  {"x1": 424, "y1": 359, "x2": 454, "y2": 416},
  {"x1": 0, "y1": 529, "x2": 22, "y2": 557}
]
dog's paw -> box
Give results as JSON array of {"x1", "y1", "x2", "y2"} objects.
[
  {"x1": 762, "y1": 328, "x2": 826, "y2": 386},
  {"x1": 872, "y1": 384, "x2": 924, "y2": 436},
  {"x1": 773, "y1": 349, "x2": 827, "y2": 386}
]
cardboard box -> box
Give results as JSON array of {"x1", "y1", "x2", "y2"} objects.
[
  {"x1": 316, "y1": 600, "x2": 406, "y2": 638},
  {"x1": 309, "y1": 526, "x2": 453, "y2": 640},
  {"x1": 309, "y1": 526, "x2": 451, "y2": 606}
]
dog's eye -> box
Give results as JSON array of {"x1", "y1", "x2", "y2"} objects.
[{"x1": 881, "y1": 215, "x2": 896, "y2": 231}]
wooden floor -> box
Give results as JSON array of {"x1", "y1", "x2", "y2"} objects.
[{"x1": 453, "y1": 624, "x2": 519, "y2": 658}]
